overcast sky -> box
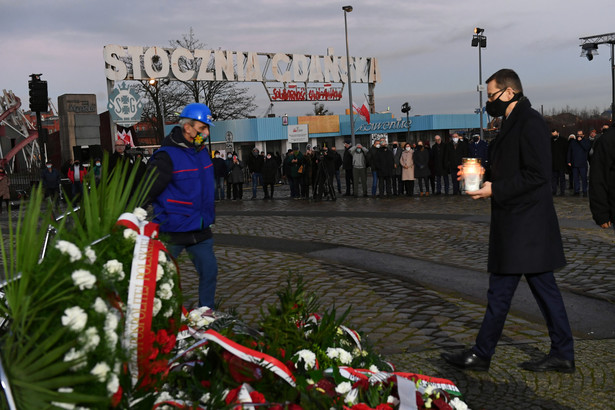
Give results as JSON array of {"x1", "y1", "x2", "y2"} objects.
[{"x1": 2, "y1": 0, "x2": 614, "y2": 120}]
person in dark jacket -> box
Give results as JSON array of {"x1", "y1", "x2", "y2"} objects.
[
  {"x1": 212, "y1": 150, "x2": 227, "y2": 200},
  {"x1": 589, "y1": 127, "x2": 615, "y2": 232},
  {"x1": 441, "y1": 69, "x2": 574, "y2": 374},
  {"x1": 228, "y1": 153, "x2": 245, "y2": 200},
  {"x1": 146, "y1": 103, "x2": 218, "y2": 308},
  {"x1": 374, "y1": 141, "x2": 394, "y2": 197},
  {"x1": 391, "y1": 141, "x2": 403, "y2": 196},
  {"x1": 247, "y1": 147, "x2": 264, "y2": 199},
  {"x1": 342, "y1": 141, "x2": 354, "y2": 196},
  {"x1": 567, "y1": 131, "x2": 591, "y2": 197},
  {"x1": 262, "y1": 152, "x2": 278, "y2": 199},
  {"x1": 468, "y1": 134, "x2": 489, "y2": 173},
  {"x1": 40, "y1": 160, "x2": 62, "y2": 206},
  {"x1": 413, "y1": 141, "x2": 431, "y2": 196},
  {"x1": 551, "y1": 130, "x2": 568, "y2": 196},
  {"x1": 284, "y1": 147, "x2": 304, "y2": 199},
  {"x1": 444, "y1": 133, "x2": 468, "y2": 195},
  {"x1": 431, "y1": 135, "x2": 448, "y2": 195},
  {"x1": 224, "y1": 152, "x2": 234, "y2": 200},
  {"x1": 331, "y1": 146, "x2": 343, "y2": 194}
]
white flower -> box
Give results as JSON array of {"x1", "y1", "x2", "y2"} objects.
[
  {"x1": 123, "y1": 229, "x2": 138, "y2": 241},
  {"x1": 156, "y1": 264, "x2": 164, "y2": 281},
  {"x1": 79, "y1": 327, "x2": 100, "y2": 352},
  {"x1": 294, "y1": 349, "x2": 316, "y2": 370},
  {"x1": 326, "y1": 347, "x2": 339, "y2": 360},
  {"x1": 163, "y1": 308, "x2": 173, "y2": 318},
  {"x1": 104, "y1": 312, "x2": 119, "y2": 333},
  {"x1": 369, "y1": 365, "x2": 379, "y2": 373},
  {"x1": 71, "y1": 269, "x2": 97, "y2": 290},
  {"x1": 133, "y1": 207, "x2": 147, "y2": 221},
  {"x1": 387, "y1": 395, "x2": 399, "y2": 405},
  {"x1": 106, "y1": 330, "x2": 118, "y2": 351},
  {"x1": 335, "y1": 381, "x2": 352, "y2": 395},
  {"x1": 337, "y1": 349, "x2": 352, "y2": 365},
  {"x1": 424, "y1": 385, "x2": 434, "y2": 396},
  {"x1": 450, "y1": 397, "x2": 469, "y2": 410},
  {"x1": 326, "y1": 347, "x2": 352, "y2": 364},
  {"x1": 157, "y1": 283, "x2": 173, "y2": 300},
  {"x1": 199, "y1": 392, "x2": 211, "y2": 404},
  {"x1": 62, "y1": 306, "x2": 88, "y2": 332},
  {"x1": 345, "y1": 388, "x2": 358, "y2": 405},
  {"x1": 63, "y1": 348, "x2": 87, "y2": 370},
  {"x1": 55, "y1": 240, "x2": 82, "y2": 262},
  {"x1": 84, "y1": 246, "x2": 97, "y2": 264},
  {"x1": 158, "y1": 251, "x2": 168, "y2": 263},
  {"x1": 152, "y1": 298, "x2": 162, "y2": 316},
  {"x1": 93, "y1": 297, "x2": 109, "y2": 314},
  {"x1": 107, "y1": 373, "x2": 119, "y2": 395},
  {"x1": 103, "y1": 260, "x2": 125, "y2": 281},
  {"x1": 90, "y1": 362, "x2": 110, "y2": 382}
]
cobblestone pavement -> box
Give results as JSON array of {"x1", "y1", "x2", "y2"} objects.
[
  {"x1": 173, "y1": 183, "x2": 614, "y2": 409},
  {"x1": 1, "y1": 182, "x2": 613, "y2": 409}
]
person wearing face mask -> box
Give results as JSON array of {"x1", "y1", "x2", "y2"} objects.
[
  {"x1": 40, "y1": 160, "x2": 62, "y2": 207},
  {"x1": 145, "y1": 103, "x2": 219, "y2": 309},
  {"x1": 431, "y1": 135, "x2": 448, "y2": 195},
  {"x1": 442, "y1": 68, "x2": 574, "y2": 374},
  {"x1": 367, "y1": 140, "x2": 381, "y2": 197},
  {"x1": 262, "y1": 152, "x2": 278, "y2": 199},
  {"x1": 468, "y1": 134, "x2": 489, "y2": 179},
  {"x1": 413, "y1": 141, "x2": 430, "y2": 196},
  {"x1": 551, "y1": 130, "x2": 568, "y2": 196},
  {"x1": 212, "y1": 150, "x2": 228, "y2": 201},
  {"x1": 443, "y1": 133, "x2": 468, "y2": 195},
  {"x1": 0, "y1": 166, "x2": 10, "y2": 214},
  {"x1": 391, "y1": 141, "x2": 403, "y2": 196},
  {"x1": 399, "y1": 143, "x2": 415, "y2": 196},
  {"x1": 347, "y1": 143, "x2": 369, "y2": 197},
  {"x1": 567, "y1": 130, "x2": 591, "y2": 197},
  {"x1": 67, "y1": 159, "x2": 87, "y2": 202}
]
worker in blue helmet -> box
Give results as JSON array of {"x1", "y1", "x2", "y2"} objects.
[{"x1": 146, "y1": 102, "x2": 218, "y2": 308}]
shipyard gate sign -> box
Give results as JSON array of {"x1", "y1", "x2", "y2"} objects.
[{"x1": 103, "y1": 45, "x2": 380, "y2": 102}]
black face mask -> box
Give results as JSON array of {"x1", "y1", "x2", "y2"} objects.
[{"x1": 486, "y1": 91, "x2": 523, "y2": 118}]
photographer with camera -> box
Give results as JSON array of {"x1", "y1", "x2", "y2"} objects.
[{"x1": 314, "y1": 145, "x2": 337, "y2": 201}]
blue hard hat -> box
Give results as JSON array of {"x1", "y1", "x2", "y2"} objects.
[{"x1": 179, "y1": 103, "x2": 214, "y2": 126}]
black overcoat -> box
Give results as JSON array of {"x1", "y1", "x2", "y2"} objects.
[{"x1": 488, "y1": 97, "x2": 566, "y2": 274}]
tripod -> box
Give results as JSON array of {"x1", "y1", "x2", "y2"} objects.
[{"x1": 313, "y1": 157, "x2": 336, "y2": 201}]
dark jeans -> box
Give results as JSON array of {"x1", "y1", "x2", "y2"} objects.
[
  {"x1": 572, "y1": 167, "x2": 588, "y2": 194},
  {"x1": 392, "y1": 175, "x2": 402, "y2": 195},
  {"x1": 417, "y1": 176, "x2": 430, "y2": 193},
  {"x1": 435, "y1": 174, "x2": 450, "y2": 194},
  {"x1": 378, "y1": 176, "x2": 392, "y2": 196},
  {"x1": 344, "y1": 168, "x2": 354, "y2": 195},
  {"x1": 552, "y1": 170, "x2": 566, "y2": 195},
  {"x1": 403, "y1": 180, "x2": 415, "y2": 196},
  {"x1": 168, "y1": 239, "x2": 218, "y2": 308},
  {"x1": 232, "y1": 183, "x2": 243, "y2": 199}
]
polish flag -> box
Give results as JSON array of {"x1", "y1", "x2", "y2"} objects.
[
  {"x1": 116, "y1": 129, "x2": 135, "y2": 147},
  {"x1": 353, "y1": 100, "x2": 371, "y2": 124}
]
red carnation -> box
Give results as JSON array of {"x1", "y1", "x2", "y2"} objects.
[{"x1": 249, "y1": 390, "x2": 266, "y2": 403}]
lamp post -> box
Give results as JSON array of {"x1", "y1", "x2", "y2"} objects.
[
  {"x1": 342, "y1": 5, "x2": 355, "y2": 146},
  {"x1": 148, "y1": 78, "x2": 169, "y2": 144},
  {"x1": 471, "y1": 27, "x2": 486, "y2": 140},
  {"x1": 579, "y1": 32, "x2": 615, "y2": 124},
  {"x1": 401, "y1": 102, "x2": 411, "y2": 142}
]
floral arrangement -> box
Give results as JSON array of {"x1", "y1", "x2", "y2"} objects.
[{"x1": 0, "y1": 159, "x2": 469, "y2": 409}]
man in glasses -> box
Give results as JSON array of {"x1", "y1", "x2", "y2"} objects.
[{"x1": 441, "y1": 69, "x2": 574, "y2": 374}]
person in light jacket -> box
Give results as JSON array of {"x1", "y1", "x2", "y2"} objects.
[{"x1": 400, "y1": 143, "x2": 415, "y2": 196}]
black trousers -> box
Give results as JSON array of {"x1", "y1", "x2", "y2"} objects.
[{"x1": 472, "y1": 272, "x2": 574, "y2": 361}]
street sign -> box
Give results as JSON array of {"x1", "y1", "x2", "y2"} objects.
[{"x1": 107, "y1": 83, "x2": 144, "y2": 127}]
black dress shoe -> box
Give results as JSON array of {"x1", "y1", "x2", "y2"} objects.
[
  {"x1": 519, "y1": 354, "x2": 575, "y2": 373},
  {"x1": 441, "y1": 349, "x2": 490, "y2": 371}
]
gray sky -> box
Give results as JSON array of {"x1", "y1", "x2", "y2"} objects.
[{"x1": 2, "y1": 0, "x2": 614, "y2": 120}]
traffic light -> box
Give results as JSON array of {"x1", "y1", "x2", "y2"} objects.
[{"x1": 29, "y1": 74, "x2": 48, "y2": 112}]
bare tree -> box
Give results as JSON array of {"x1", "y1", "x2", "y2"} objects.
[
  {"x1": 307, "y1": 102, "x2": 331, "y2": 116},
  {"x1": 169, "y1": 28, "x2": 257, "y2": 120}
]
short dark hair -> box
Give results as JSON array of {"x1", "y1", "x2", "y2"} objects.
[{"x1": 486, "y1": 68, "x2": 523, "y2": 93}]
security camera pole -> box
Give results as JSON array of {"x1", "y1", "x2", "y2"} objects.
[{"x1": 579, "y1": 32, "x2": 615, "y2": 123}]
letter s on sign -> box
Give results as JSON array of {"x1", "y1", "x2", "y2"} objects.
[{"x1": 104, "y1": 45, "x2": 128, "y2": 81}]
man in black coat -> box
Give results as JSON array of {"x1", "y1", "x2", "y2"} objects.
[
  {"x1": 567, "y1": 131, "x2": 591, "y2": 197},
  {"x1": 374, "y1": 141, "x2": 394, "y2": 197},
  {"x1": 443, "y1": 133, "x2": 468, "y2": 195},
  {"x1": 431, "y1": 135, "x2": 448, "y2": 195},
  {"x1": 589, "y1": 127, "x2": 615, "y2": 231},
  {"x1": 342, "y1": 141, "x2": 354, "y2": 196},
  {"x1": 441, "y1": 69, "x2": 574, "y2": 374},
  {"x1": 551, "y1": 130, "x2": 568, "y2": 196}
]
